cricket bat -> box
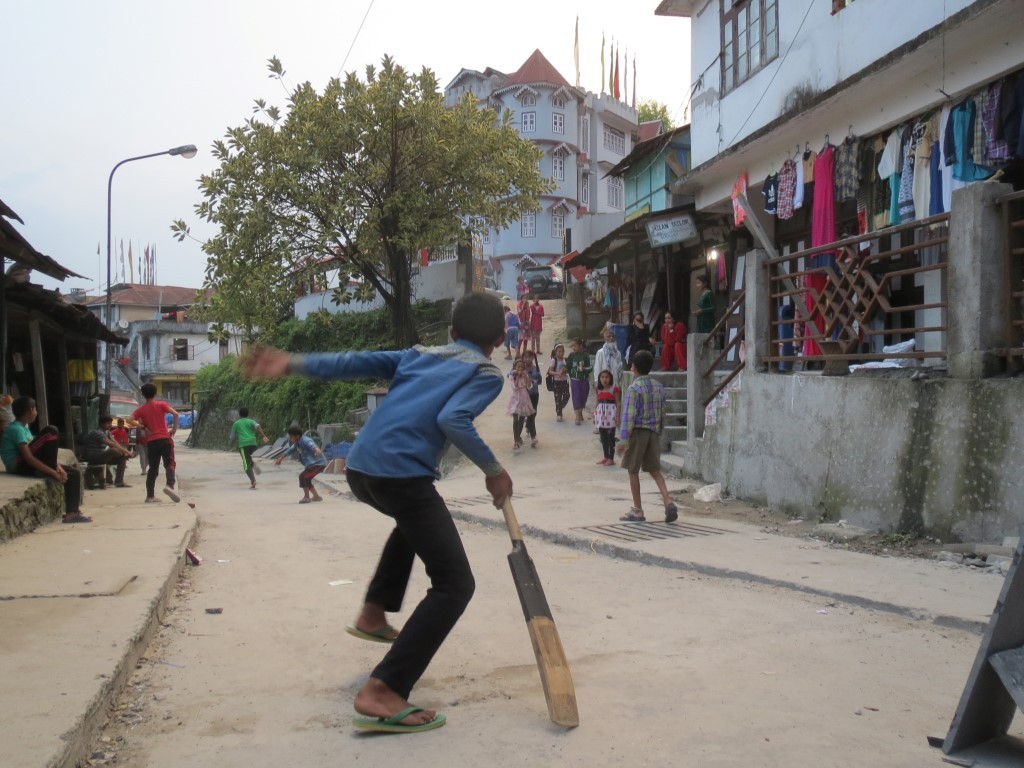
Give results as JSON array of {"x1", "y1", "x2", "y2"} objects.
[{"x1": 501, "y1": 499, "x2": 579, "y2": 728}]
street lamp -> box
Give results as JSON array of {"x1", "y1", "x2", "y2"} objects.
[{"x1": 105, "y1": 144, "x2": 197, "y2": 393}]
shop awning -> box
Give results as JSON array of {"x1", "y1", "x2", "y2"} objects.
[{"x1": 566, "y1": 203, "x2": 710, "y2": 270}]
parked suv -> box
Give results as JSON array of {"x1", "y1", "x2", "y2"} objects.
[{"x1": 522, "y1": 265, "x2": 564, "y2": 298}]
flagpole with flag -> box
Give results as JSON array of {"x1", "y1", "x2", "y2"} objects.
[
  {"x1": 97, "y1": 242, "x2": 101, "y2": 291},
  {"x1": 600, "y1": 32, "x2": 605, "y2": 93},
  {"x1": 152, "y1": 244, "x2": 157, "y2": 284},
  {"x1": 609, "y1": 38, "x2": 614, "y2": 94},
  {"x1": 573, "y1": 17, "x2": 580, "y2": 87},
  {"x1": 632, "y1": 54, "x2": 637, "y2": 109},
  {"x1": 613, "y1": 45, "x2": 620, "y2": 100},
  {"x1": 128, "y1": 239, "x2": 134, "y2": 283},
  {"x1": 624, "y1": 45, "x2": 628, "y2": 105},
  {"x1": 127, "y1": 242, "x2": 134, "y2": 286}
]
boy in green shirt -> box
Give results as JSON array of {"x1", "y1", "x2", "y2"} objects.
[{"x1": 229, "y1": 407, "x2": 270, "y2": 489}]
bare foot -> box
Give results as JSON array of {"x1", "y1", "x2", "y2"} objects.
[{"x1": 354, "y1": 678, "x2": 435, "y2": 725}]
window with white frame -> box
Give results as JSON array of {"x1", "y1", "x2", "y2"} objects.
[
  {"x1": 521, "y1": 111, "x2": 536, "y2": 132},
  {"x1": 552, "y1": 112, "x2": 564, "y2": 134},
  {"x1": 607, "y1": 177, "x2": 624, "y2": 209},
  {"x1": 553, "y1": 95, "x2": 565, "y2": 108},
  {"x1": 721, "y1": 0, "x2": 779, "y2": 94},
  {"x1": 521, "y1": 213, "x2": 536, "y2": 238},
  {"x1": 552, "y1": 156, "x2": 564, "y2": 181},
  {"x1": 603, "y1": 124, "x2": 625, "y2": 155},
  {"x1": 580, "y1": 172, "x2": 590, "y2": 205},
  {"x1": 551, "y1": 213, "x2": 564, "y2": 239},
  {"x1": 580, "y1": 116, "x2": 590, "y2": 152},
  {"x1": 522, "y1": 92, "x2": 537, "y2": 106}
]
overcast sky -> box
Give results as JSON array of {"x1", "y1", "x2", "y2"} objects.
[{"x1": 3, "y1": 1, "x2": 691, "y2": 295}]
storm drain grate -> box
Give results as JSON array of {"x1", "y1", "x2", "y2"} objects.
[
  {"x1": 447, "y1": 493, "x2": 530, "y2": 509},
  {"x1": 572, "y1": 520, "x2": 731, "y2": 543}
]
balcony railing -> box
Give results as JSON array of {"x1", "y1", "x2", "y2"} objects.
[{"x1": 767, "y1": 213, "x2": 950, "y2": 373}]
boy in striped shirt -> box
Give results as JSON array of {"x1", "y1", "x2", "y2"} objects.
[{"x1": 616, "y1": 350, "x2": 678, "y2": 523}]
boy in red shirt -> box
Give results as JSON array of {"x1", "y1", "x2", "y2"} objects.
[{"x1": 132, "y1": 383, "x2": 180, "y2": 503}]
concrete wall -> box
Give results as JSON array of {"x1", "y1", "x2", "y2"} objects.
[
  {"x1": 699, "y1": 372, "x2": 1024, "y2": 543},
  {"x1": 0, "y1": 479, "x2": 65, "y2": 541}
]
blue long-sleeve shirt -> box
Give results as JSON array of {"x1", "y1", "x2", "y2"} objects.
[
  {"x1": 290, "y1": 340, "x2": 505, "y2": 479},
  {"x1": 282, "y1": 434, "x2": 327, "y2": 468}
]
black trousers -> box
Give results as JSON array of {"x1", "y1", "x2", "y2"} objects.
[
  {"x1": 513, "y1": 391, "x2": 538, "y2": 444},
  {"x1": 599, "y1": 428, "x2": 617, "y2": 460},
  {"x1": 552, "y1": 379, "x2": 570, "y2": 416},
  {"x1": 86, "y1": 447, "x2": 127, "y2": 485},
  {"x1": 346, "y1": 469, "x2": 475, "y2": 700},
  {"x1": 145, "y1": 438, "x2": 176, "y2": 498},
  {"x1": 240, "y1": 444, "x2": 257, "y2": 484}
]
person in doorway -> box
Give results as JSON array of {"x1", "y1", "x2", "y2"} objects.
[
  {"x1": 132, "y1": 383, "x2": 180, "y2": 503},
  {"x1": 660, "y1": 311, "x2": 687, "y2": 371},
  {"x1": 566, "y1": 338, "x2": 590, "y2": 425},
  {"x1": 274, "y1": 425, "x2": 326, "y2": 503},
  {"x1": 83, "y1": 414, "x2": 133, "y2": 488},
  {"x1": 694, "y1": 274, "x2": 716, "y2": 335},
  {"x1": 230, "y1": 407, "x2": 270, "y2": 489},
  {"x1": 241, "y1": 292, "x2": 512, "y2": 734},
  {"x1": 1, "y1": 396, "x2": 90, "y2": 523},
  {"x1": 625, "y1": 312, "x2": 653, "y2": 368},
  {"x1": 616, "y1": 350, "x2": 678, "y2": 523}
]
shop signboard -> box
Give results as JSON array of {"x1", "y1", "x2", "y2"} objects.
[{"x1": 645, "y1": 213, "x2": 698, "y2": 248}]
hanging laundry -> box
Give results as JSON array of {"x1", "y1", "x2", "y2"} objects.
[
  {"x1": 762, "y1": 171, "x2": 779, "y2": 215},
  {"x1": 911, "y1": 115, "x2": 936, "y2": 219},
  {"x1": 793, "y1": 151, "x2": 805, "y2": 210},
  {"x1": 731, "y1": 173, "x2": 749, "y2": 226},
  {"x1": 834, "y1": 134, "x2": 860, "y2": 202},
  {"x1": 949, "y1": 98, "x2": 995, "y2": 182},
  {"x1": 983, "y1": 81, "x2": 1011, "y2": 164},
  {"x1": 777, "y1": 158, "x2": 797, "y2": 220}
]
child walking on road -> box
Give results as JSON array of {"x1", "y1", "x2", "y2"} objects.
[
  {"x1": 519, "y1": 350, "x2": 541, "y2": 448},
  {"x1": 230, "y1": 407, "x2": 270, "y2": 489},
  {"x1": 274, "y1": 425, "x2": 325, "y2": 503},
  {"x1": 593, "y1": 369, "x2": 620, "y2": 466},
  {"x1": 566, "y1": 338, "x2": 590, "y2": 425},
  {"x1": 242, "y1": 293, "x2": 513, "y2": 734},
  {"x1": 506, "y1": 359, "x2": 535, "y2": 451},
  {"x1": 616, "y1": 350, "x2": 678, "y2": 523},
  {"x1": 529, "y1": 297, "x2": 545, "y2": 354},
  {"x1": 132, "y1": 383, "x2": 180, "y2": 503},
  {"x1": 547, "y1": 343, "x2": 570, "y2": 422}
]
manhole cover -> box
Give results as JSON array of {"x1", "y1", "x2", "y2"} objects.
[{"x1": 572, "y1": 520, "x2": 731, "y2": 543}]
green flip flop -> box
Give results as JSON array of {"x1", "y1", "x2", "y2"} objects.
[
  {"x1": 353, "y1": 706, "x2": 446, "y2": 734},
  {"x1": 345, "y1": 624, "x2": 399, "y2": 644}
]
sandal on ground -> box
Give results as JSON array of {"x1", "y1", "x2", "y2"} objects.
[
  {"x1": 353, "y1": 705, "x2": 446, "y2": 734},
  {"x1": 62, "y1": 513, "x2": 93, "y2": 524},
  {"x1": 144, "y1": 497, "x2": 163, "y2": 503},
  {"x1": 345, "y1": 624, "x2": 400, "y2": 643},
  {"x1": 299, "y1": 498, "x2": 311, "y2": 504},
  {"x1": 163, "y1": 486, "x2": 181, "y2": 503},
  {"x1": 619, "y1": 509, "x2": 646, "y2": 522},
  {"x1": 531, "y1": 438, "x2": 539, "y2": 448}
]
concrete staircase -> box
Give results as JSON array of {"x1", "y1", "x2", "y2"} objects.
[{"x1": 651, "y1": 370, "x2": 687, "y2": 449}]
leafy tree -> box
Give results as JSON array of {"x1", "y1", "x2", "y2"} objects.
[
  {"x1": 174, "y1": 56, "x2": 551, "y2": 347},
  {"x1": 637, "y1": 100, "x2": 674, "y2": 133}
]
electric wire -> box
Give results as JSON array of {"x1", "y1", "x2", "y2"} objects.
[{"x1": 336, "y1": 0, "x2": 376, "y2": 79}]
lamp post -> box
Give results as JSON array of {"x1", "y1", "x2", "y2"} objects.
[{"x1": 105, "y1": 144, "x2": 197, "y2": 394}]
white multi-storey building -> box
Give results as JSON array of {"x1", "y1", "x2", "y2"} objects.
[{"x1": 445, "y1": 50, "x2": 639, "y2": 296}]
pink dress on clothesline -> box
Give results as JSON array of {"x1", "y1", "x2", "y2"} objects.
[{"x1": 804, "y1": 145, "x2": 836, "y2": 357}]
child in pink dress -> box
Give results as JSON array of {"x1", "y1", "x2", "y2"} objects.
[{"x1": 506, "y1": 359, "x2": 536, "y2": 451}]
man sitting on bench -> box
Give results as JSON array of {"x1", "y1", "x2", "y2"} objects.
[{"x1": 84, "y1": 414, "x2": 134, "y2": 488}]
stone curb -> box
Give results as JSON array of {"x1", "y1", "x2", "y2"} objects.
[
  {"x1": 449, "y1": 507, "x2": 988, "y2": 636},
  {"x1": 52, "y1": 518, "x2": 199, "y2": 768}
]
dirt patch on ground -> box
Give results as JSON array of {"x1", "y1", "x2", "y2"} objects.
[{"x1": 673, "y1": 481, "x2": 942, "y2": 560}]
